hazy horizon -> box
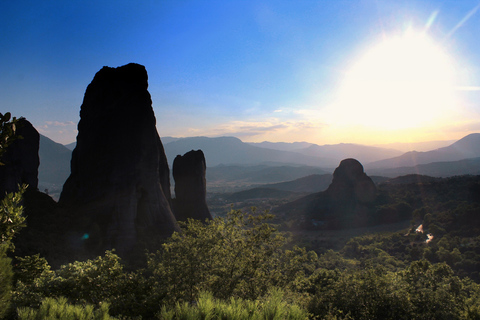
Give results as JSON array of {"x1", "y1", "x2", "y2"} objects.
[
  {"x1": 54, "y1": 130, "x2": 460, "y2": 154},
  {"x1": 3, "y1": 1, "x2": 480, "y2": 146}
]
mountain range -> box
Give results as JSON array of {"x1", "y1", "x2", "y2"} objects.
[
  {"x1": 37, "y1": 132, "x2": 480, "y2": 193},
  {"x1": 366, "y1": 133, "x2": 480, "y2": 169},
  {"x1": 162, "y1": 136, "x2": 337, "y2": 167},
  {"x1": 38, "y1": 135, "x2": 71, "y2": 192}
]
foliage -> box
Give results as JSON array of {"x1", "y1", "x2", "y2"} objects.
[
  {"x1": 306, "y1": 261, "x2": 480, "y2": 320},
  {"x1": 0, "y1": 185, "x2": 27, "y2": 251},
  {"x1": 157, "y1": 289, "x2": 309, "y2": 320},
  {"x1": 0, "y1": 246, "x2": 13, "y2": 319},
  {"x1": 13, "y1": 251, "x2": 124, "y2": 306},
  {"x1": 12, "y1": 250, "x2": 156, "y2": 319},
  {"x1": 0, "y1": 112, "x2": 20, "y2": 165},
  {"x1": 17, "y1": 297, "x2": 114, "y2": 320},
  {"x1": 0, "y1": 112, "x2": 26, "y2": 319},
  {"x1": 6, "y1": 209, "x2": 480, "y2": 319},
  {"x1": 148, "y1": 209, "x2": 316, "y2": 305}
]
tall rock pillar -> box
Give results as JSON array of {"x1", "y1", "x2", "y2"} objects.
[
  {"x1": 59, "y1": 63, "x2": 179, "y2": 257},
  {"x1": 172, "y1": 150, "x2": 212, "y2": 221}
]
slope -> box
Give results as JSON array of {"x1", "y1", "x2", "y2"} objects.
[
  {"x1": 367, "y1": 133, "x2": 480, "y2": 169},
  {"x1": 164, "y1": 136, "x2": 337, "y2": 167}
]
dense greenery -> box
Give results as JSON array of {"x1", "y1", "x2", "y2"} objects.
[{"x1": 2, "y1": 208, "x2": 479, "y2": 319}]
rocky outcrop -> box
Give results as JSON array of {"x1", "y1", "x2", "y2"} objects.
[
  {"x1": 0, "y1": 118, "x2": 39, "y2": 195},
  {"x1": 327, "y1": 158, "x2": 376, "y2": 204},
  {"x1": 275, "y1": 158, "x2": 377, "y2": 229},
  {"x1": 172, "y1": 150, "x2": 211, "y2": 221},
  {"x1": 59, "y1": 63, "x2": 179, "y2": 258}
]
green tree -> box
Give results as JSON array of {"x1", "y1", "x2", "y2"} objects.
[
  {"x1": 400, "y1": 260, "x2": 467, "y2": 320},
  {"x1": 149, "y1": 209, "x2": 314, "y2": 305}
]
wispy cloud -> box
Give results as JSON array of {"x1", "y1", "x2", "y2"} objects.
[
  {"x1": 44, "y1": 121, "x2": 76, "y2": 127},
  {"x1": 178, "y1": 119, "x2": 328, "y2": 143},
  {"x1": 37, "y1": 120, "x2": 77, "y2": 144}
]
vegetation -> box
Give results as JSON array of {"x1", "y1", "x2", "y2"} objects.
[
  {"x1": 4, "y1": 208, "x2": 480, "y2": 319},
  {"x1": 3, "y1": 111, "x2": 480, "y2": 319},
  {"x1": 17, "y1": 297, "x2": 113, "y2": 320},
  {"x1": 0, "y1": 112, "x2": 26, "y2": 319}
]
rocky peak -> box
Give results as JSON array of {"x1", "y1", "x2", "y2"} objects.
[
  {"x1": 328, "y1": 158, "x2": 376, "y2": 203},
  {"x1": 59, "y1": 63, "x2": 179, "y2": 258},
  {"x1": 0, "y1": 118, "x2": 39, "y2": 195},
  {"x1": 172, "y1": 150, "x2": 211, "y2": 221}
]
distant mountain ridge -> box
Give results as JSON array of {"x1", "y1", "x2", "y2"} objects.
[
  {"x1": 163, "y1": 136, "x2": 337, "y2": 167},
  {"x1": 367, "y1": 133, "x2": 480, "y2": 169},
  {"x1": 367, "y1": 157, "x2": 480, "y2": 178},
  {"x1": 38, "y1": 135, "x2": 71, "y2": 190},
  {"x1": 373, "y1": 139, "x2": 456, "y2": 152},
  {"x1": 36, "y1": 133, "x2": 480, "y2": 194},
  {"x1": 247, "y1": 141, "x2": 314, "y2": 151},
  {"x1": 297, "y1": 143, "x2": 402, "y2": 164}
]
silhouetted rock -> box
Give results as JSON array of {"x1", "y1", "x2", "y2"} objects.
[
  {"x1": 327, "y1": 158, "x2": 376, "y2": 204},
  {"x1": 0, "y1": 119, "x2": 39, "y2": 195},
  {"x1": 275, "y1": 158, "x2": 377, "y2": 229},
  {"x1": 14, "y1": 188, "x2": 69, "y2": 269},
  {"x1": 59, "y1": 63, "x2": 179, "y2": 259},
  {"x1": 173, "y1": 150, "x2": 211, "y2": 221}
]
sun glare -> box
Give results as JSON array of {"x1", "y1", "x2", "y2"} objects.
[{"x1": 327, "y1": 29, "x2": 458, "y2": 131}]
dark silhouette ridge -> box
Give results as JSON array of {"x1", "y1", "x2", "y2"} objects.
[
  {"x1": 275, "y1": 158, "x2": 377, "y2": 229},
  {"x1": 0, "y1": 118, "x2": 39, "y2": 195},
  {"x1": 173, "y1": 150, "x2": 212, "y2": 221},
  {"x1": 59, "y1": 63, "x2": 179, "y2": 259}
]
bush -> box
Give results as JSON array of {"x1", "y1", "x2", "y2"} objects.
[
  {"x1": 17, "y1": 297, "x2": 114, "y2": 320},
  {"x1": 157, "y1": 289, "x2": 309, "y2": 320},
  {"x1": 149, "y1": 209, "x2": 316, "y2": 305}
]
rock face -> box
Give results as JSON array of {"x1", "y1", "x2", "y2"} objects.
[
  {"x1": 327, "y1": 158, "x2": 376, "y2": 204},
  {"x1": 172, "y1": 150, "x2": 212, "y2": 221},
  {"x1": 0, "y1": 118, "x2": 39, "y2": 195},
  {"x1": 275, "y1": 158, "x2": 377, "y2": 229},
  {"x1": 59, "y1": 63, "x2": 179, "y2": 257}
]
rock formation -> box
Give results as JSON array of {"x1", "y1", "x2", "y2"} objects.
[
  {"x1": 59, "y1": 63, "x2": 179, "y2": 258},
  {"x1": 275, "y1": 158, "x2": 377, "y2": 229},
  {"x1": 0, "y1": 118, "x2": 39, "y2": 195},
  {"x1": 172, "y1": 150, "x2": 212, "y2": 221},
  {"x1": 327, "y1": 158, "x2": 376, "y2": 204}
]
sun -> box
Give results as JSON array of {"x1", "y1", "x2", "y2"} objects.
[{"x1": 327, "y1": 29, "x2": 458, "y2": 131}]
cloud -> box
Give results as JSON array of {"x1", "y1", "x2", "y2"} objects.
[
  {"x1": 44, "y1": 121, "x2": 76, "y2": 127},
  {"x1": 37, "y1": 120, "x2": 78, "y2": 144},
  {"x1": 180, "y1": 119, "x2": 328, "y2": 143},
  {"x1": 207, "y1": 121, "x2": 288, "y2": 138}
]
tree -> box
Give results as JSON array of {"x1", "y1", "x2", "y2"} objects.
[
  {"x1": 148, "y1": 208, "x2": 315, "y2": 305},
  {"x1": 0, "y1": 112, "x2": 20, "y2": 164}
]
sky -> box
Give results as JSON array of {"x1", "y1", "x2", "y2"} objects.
[{"x1": 2, "y1": 0, "x2": 480, "y2": 146}]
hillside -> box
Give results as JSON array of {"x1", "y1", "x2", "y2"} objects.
[
  {"x1": 261, "y1": 174, "x2": 333, "y2": 193},
  {"x1": 367, "y1": 133, "x2": 480, "y2": 169},
  {"x1": 164, "y1": 136, "x2": 338, "y2": 167},
  {"x1": 38, "y1": 135, "x2": 71, "y2": 193},
  {"x1": 297, "y1": 143, "x2": 403, "y2": 164},
  {"x1": 206, "y1": 165, "x2": 328, "y2": 192},
  {"x1": 367, "y1": 157, "x2": 480, "y2": 178},
  {"x1": 226, "y1": 187, "x2": 302, "y2": 202},
  {"x1": 247, "y1": 141, "x2": 314, "y2": 151}
]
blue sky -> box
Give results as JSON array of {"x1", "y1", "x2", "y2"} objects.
[{"x1": 2, "y1": 0, "x2": 480, "y2": 145}]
